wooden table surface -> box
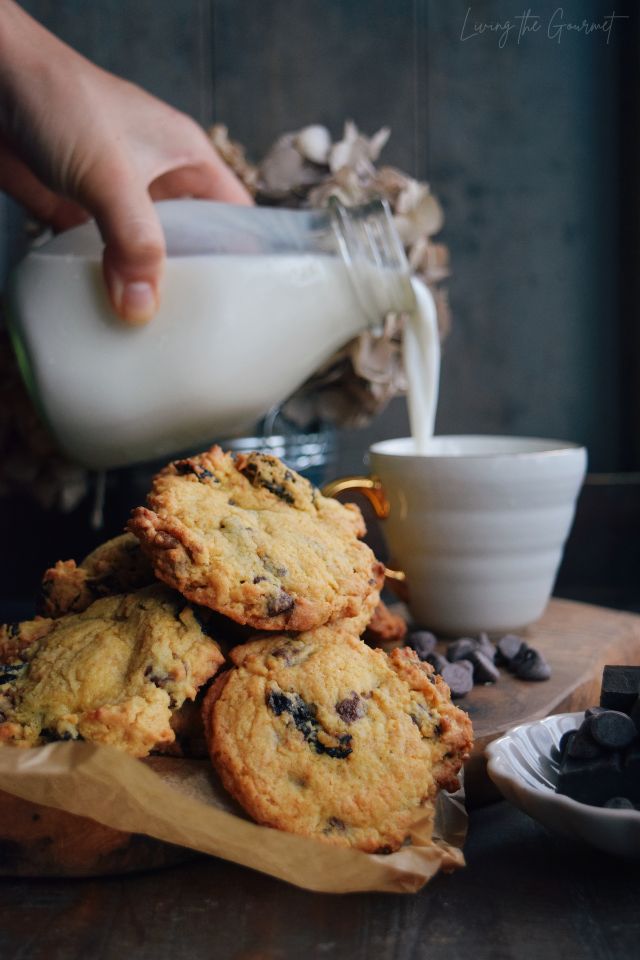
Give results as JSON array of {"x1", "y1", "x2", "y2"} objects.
[{"x1": 0, "y1": 800, "x2": 638, "y2": 960}]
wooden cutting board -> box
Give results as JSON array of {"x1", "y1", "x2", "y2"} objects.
[
  {"x1": 1, "y1": 598, "x2": 638, "y2": 874},
  {"x1": 458, "y1": 598, "x2": 640, "y2": 805}
]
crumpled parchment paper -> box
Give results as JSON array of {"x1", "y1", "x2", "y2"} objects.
[{"x1": 0, "y1": 742, "x2": 467, "y2": 893}]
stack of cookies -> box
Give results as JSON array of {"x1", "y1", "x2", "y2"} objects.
[{"x1": 0, "y1": 446, "x2": 472, "y2": 854}]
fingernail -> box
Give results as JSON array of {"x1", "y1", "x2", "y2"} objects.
[{"x1": 111, "y1": 278, "x2": 156, "y2": 325}]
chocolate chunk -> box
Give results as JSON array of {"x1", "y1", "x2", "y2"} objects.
[
  {"x1": 446, "y1": 637, "x2": 478, "y2": 662},
  {"x1": 266, "y1": 590, "x2": 295, "y2": 617},
  {"x1": 585, "y1": 706, "x2": 608, "y2": 721},
  {"x1": 425, "y1": 652, "x2": 448, "y2": 676},
  {"x1": 469, "y1": 650, "x2": 501, "y2": 684},
  {"x1": 495, "y1": 634, "x2": 525, "y2": 665},
  {"x1": 239, "y1": 461, "x2": 295, "y2": 504},
  {"x1": 325, "y1": 816, "x2": 346, "y2": 832},
  {"x1": 477, "y1": 632, "x2": 497, "y2": 661},
  {"x1": 588, "y1": 710, "x2": 638, "y2": 750},
  {"x1": 600, "y1": 666, "x2": 640, "y2": 713},
  {"x1": 557, "y1": 753, "x2": 624, "y2": 806},
  {"x1": 407, "y1": 630, "x2": 437, "y2": 660},
  {"x1": 441, "y1": 660, "x2": 474, "y2": 699},
  {"x1": 556, "y1": 729, "x2": 578, "y2": 760},
  {"x1": 603, "y1": 796, "x2": 636, "y2": 810},
  {"x1": 262, "y1": 556, "x2": 288, "y2": 578},
  {"x1": 335, "y1": 692, "x2": 365, "y2": 724},
  {"x1": 266, "y1": 689, "x2": 352, "y2": 758},
  {"x1": 513, "y1": 647, "x2": 551, "y2": 682},
  {"x1": 174, "y1": 460, "x2": 216, "y2": 482},
  {"x1": 0, "y1": 662, "x2": 27, "y2": 685},
  {"x1": 567, "y1": 729, "x2": 603, "y2": 760}
]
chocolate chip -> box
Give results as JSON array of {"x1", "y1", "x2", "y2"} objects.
[
  {"x1": 441, "y1": 660, "x2": 474, "y2": 699},
  {"x1": 0, "y1": 662, "x2": 27, "y2": 685},
  {"x1": 266, "y1": 691, "x2": 291, "y2": 716},
  {"x1": 252, "y1": 575, "x2": 268, "y2": 584},
  {"x1": 468, "y1": 650, "x2": 501, "y2": 684},
  {"x1": 567, "y1": 729, "x2": 603, "y2": 760},
  {"x1": 585, "y1": 706, "x2": 608, "y2": 721},
  {"x1": 446, "y1": 637, "x2": 478, "y2": 662},
  {"x1": 266, "y1": 590, "x2": 295, "y2": 617},
  {"x1": 40, "y1": 729, "x2": 78, "y2": 743},
  {"x1": 495, "y1": 634, "x2": 525, "y2": 665},
  {"x1": 588, "y1": 710, "x2": 638, "y2": 750},
  {"x1": 407, "y1": 630, "x2": 437, "y2": 660},
  {"x1": 144, "y1": 665, "x2": 170, "y2": 689},
  {"x1": 239, "y1": 461, "x2": 295, "y2": 503},
  {"x1": 424, "y1": 652, "x2": 449, "y2": 676},
  {"x1": 174, "y1": 460, "x2": 217, "y2": 482},
  {"x1": 335, "y1": 692, "x2": 365, "y2": 724},
  {"x1": 266, "y1": 689, "x2": 351, "y2": 758},
  {"x1": 557, "y1": 753, "x2": 624, "y2": 806},
  {"x1": 512, "y1": 647, "x2": 551, "y2": 681},
  {"x1": 7, "y1": 623, "x2": 20, "y2": 639},
  {"x1": 477, "y1": 632, "x2": 497, "y2": 661},
  {"x1": 325, "y1": 816, "x2": 346, "y2": 832},
  {"x1": 262, "y1": 556, "x2": 288, "y2": 578},
  {"x1": 556, "y1": 729, "x2": 578, "y2": 760}
]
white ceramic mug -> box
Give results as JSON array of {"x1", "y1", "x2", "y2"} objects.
[{"x1": 325, "y1": 436, "x2": 587, "y2": 636}]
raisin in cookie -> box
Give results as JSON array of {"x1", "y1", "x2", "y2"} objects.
[
  {"x1": 39, "y1": 533, "x2": 155, "y2": 618},
  {"x1": 203, "y1": 626, "x2": 472, "y2": 852},
  {"x1": 0, "y1": 585, "x2": 224, "y2": 757},
  {"x1": 128, "y1": 447, "x2": 381, "y2": 632}
]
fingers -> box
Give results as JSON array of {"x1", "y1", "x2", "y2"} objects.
[
  {"x1": 0, "y1": 140, "x2": 88, "y2": 230},
  {"x1": 150, "y1": 161, "x2": 252, "y2": 204},
  {"x1": 87, "y1": 164, "x2": 165, "y2": 326}
]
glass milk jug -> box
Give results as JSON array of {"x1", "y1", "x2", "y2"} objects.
[{"x1": 6, "y1": 198, "x2": 415, "y2": 469}]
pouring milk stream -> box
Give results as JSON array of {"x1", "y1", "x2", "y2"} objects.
[{"x1": 7, "y1": 199, "x2": 439, "y2": 468}]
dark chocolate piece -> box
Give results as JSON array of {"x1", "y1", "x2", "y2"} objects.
[
  {"x1": 266, "y1": 689, "x2": 352, "y2": 758},
  {"x1": 266, "y1": 590, "x2": 295, "y2": 617},
  {"x1": 407, "y1": 630, "x2": 437, "y2": 660},
  {"x1": 513, "y1": 647, "x2": 551, "y2": 682},
  {"x1": 495, "y1": 634, "x2": 525, "y2": 665},
  {"x1": 469, "y1": 650, "x2": 500, "y2": 684},
  {"x1": 566, "y1": 729, "x2": 603, "y2": 760},
  {"x1": 424, "y1": 652, "x2": 449, "y2": 676},
  {"x1": 556, "y1": 729, "x2": 578, "y2": 760},
  {"x1": 441, "y1": 660, "x2": 474, "y2": 699},
  {"x1": 446, "y1": 637, "x2": 478, "y2": 662},
  {"x1": 588, "y1": 710, "x2": 637, "y2": 750},
  {"x1": 557, "y1": 753, "x2": 623, "y2": 806},
  {"x1": 477, "y1": 632, "x2": 497, "y2": 661},
  {"x1": 585, "y1": 706, "x2": 608, "y2": 721},
  {"x1": 335, "y1": 692, "x2": 365, "y2": 724},
  {"x1": 600, "y1": 665, "x2": 640, "y2": 713}
]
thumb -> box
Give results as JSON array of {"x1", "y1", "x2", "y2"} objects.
[{"x1": 90, "y1": 170, "x2": 165, "y2": 325}]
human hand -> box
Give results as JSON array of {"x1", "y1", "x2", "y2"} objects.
[{"x1": 0, "y1": 1, "x2": 251, "y2": 324}]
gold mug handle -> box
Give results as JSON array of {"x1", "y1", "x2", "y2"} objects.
[{"x1": 321, "y1": 475, "x2": 406, "y2": 588}]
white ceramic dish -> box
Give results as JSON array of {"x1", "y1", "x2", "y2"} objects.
[{"x1": 485, "y1": 712, "x2": 640, "y2": 858}]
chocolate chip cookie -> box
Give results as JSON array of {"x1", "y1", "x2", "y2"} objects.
[
  {"x1": 39, "y1": 533, "x2": 154, "y2": 618},
  {"x1": 0, "y1": 585, "x2": 225, "y2": 756},
  {"x1": 203, "y1": 626, "x2": 472, "y2": 852},
  {"x1": 128, "y1": 447, "x2": 381, "y2": 632}
]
